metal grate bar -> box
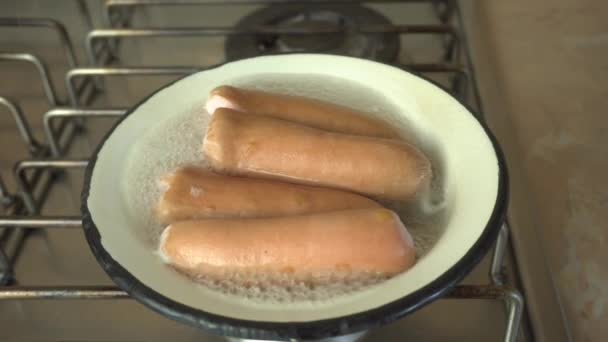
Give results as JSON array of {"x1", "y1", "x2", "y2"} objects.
[
  {"x1": 0, "y1": 18, "x2": 97, "y2": 110},
  {"x1": 0, "y1": 53, "x2": 60, "y2": 106},
  {"x1": 0, "y1": 203, "x2": 21, "y2": 285},
  {"x1": 104, "y1": 0, "x2": 450, "y2": 28},
  {"x1": 65, "y1": 67, "x2": 199, "y2": 106},
  {"x1": 0, "y1": 284, "x2": 513, "y2": 299},
  {"x1": 107, "y1": 0, "x2": 443, "y2": 7},
  {"x1": 0, "y1": 174, "x2": 12, "y2": 207},
  {"x1": 0, "y1": 216, "x2": 82, "y2": 228},
  {"x1": 43, "y1": 108, "x2": 127, "y2": 156},
  {"x1": 0, "y1": 97, "x2": 43, "y2": 157},
  {"x1": 86, "y1": 26, "x2": 454, "y2": 66},
  {"x1": 0, "y1": 286, "x2": 128, "y2": 299},
  {"x1": 14, "y1": 160, "x2": 89, "y2": 214},
  {"x1": 89, "y1": 25, "x2": 453, "y2": 37},
  {"x1": 0, "y1": 283, "x2": 521, "y2": 342},
  {"x1": 447, "y1": 285, "x2": 523, "y2": 342},
  {"x1": 0, "y1": 18, "x2": 78, "y2": 69},
  {"x1": 491, "y1": 223, "x2": 509, "y2": 285}
]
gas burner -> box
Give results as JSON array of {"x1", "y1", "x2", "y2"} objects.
[{"x1": 225, "y1": 4, "x2": 400, "y2": 63}]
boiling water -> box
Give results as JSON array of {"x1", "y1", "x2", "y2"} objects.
[
  {"x1": 124, "y1": 73, "x2": 448, "y2": 302},
  {"x1": 194, "y1": 271, "x2": 392, "y2": 303}
]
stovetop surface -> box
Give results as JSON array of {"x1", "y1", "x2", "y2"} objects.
[{"x1": 0, "y1": 1, "x2": 528, "y2": 341}]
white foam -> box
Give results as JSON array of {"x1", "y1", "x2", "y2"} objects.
[
  {"x1": 123, "y1": 73, "x2": 448, "y2": 302},
  {"x1": 189, "y1": 270, "x2": 392, "y2": 303},
  {"x1": 123, "y1": 104, "x2": 209, "y2": 244}
]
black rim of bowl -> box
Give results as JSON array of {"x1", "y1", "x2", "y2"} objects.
[{"x1": 81, "y1": 54, "x2": 508, "y2": 341}]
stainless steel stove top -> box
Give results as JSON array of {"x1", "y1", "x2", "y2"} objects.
[{"x1": 0, "y1": 1, "x2": 531, "y2": 341}]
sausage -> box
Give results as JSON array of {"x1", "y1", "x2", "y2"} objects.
[
  {"x1": 206, "y1": 85, "x2": 403, "y2": 140},
  {"x1": 203, "y1": 108, "x2": 431, "y2": 201},
  {"x1": 155, "y1": 166, "x2": 380, "y2": 223},
  {"x1": 159, "y1": 208, "x2": 416, "y2": 278}
]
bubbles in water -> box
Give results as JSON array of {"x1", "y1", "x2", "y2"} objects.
[
  {"x1": 123, "y1": 104, "x2": 209, "y2": 244},
  {"x1": 123, "y1": 73, "x2": 449, "y2": 302},
  {"x1": 187, "y1": 269, "x2": 391, "y2": 303}
]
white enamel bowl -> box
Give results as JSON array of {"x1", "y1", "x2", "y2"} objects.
[{"x1": 81, "y1": 54, "x2": 507, "y2": 340}]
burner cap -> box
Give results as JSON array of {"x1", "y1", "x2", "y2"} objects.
[{"x1": 226, "y1": 4, "x2": 400, "y2": 63}]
